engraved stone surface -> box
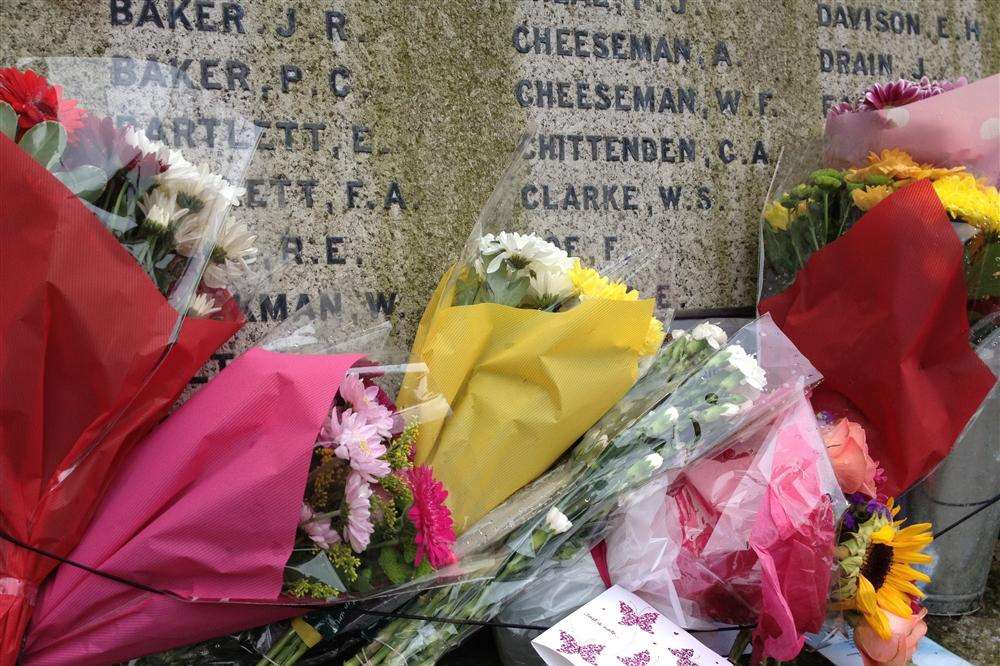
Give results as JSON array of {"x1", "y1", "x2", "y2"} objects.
[{"x1": 2, "y1": 0, "x2": 996, "y2": 372}]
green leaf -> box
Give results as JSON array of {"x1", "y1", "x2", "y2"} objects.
[
  {"x1": 17, "y1": 120, "x2": 67, "y2": 170},
  {"x1": 54, "y1": 166, "x2": 108, "y2": 202},
  {"x1": 0, "y1": 101, "x2": 16, "y2": 140},
  {"x1": 485, "y1": 267, "x2": 530, "y2": 307}
]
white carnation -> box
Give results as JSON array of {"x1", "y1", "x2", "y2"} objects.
[
  {"x1": 544, "y1": 507, "x2": 572, "y2": 534},
  {"x1": 691, "y1": 322, "x2": 728, "y2": 350},
  {"x1": 725, "y1": 345, "x2": 767, "y2": 390},
  {"x1": 644, "y1": 452, "x2": 664, "y2": 470}
]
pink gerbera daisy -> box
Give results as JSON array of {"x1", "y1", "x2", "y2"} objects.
[
  {"x1": 860, "y1": 79, "x2": 922, "y2": 111},
  {"x1": 406, "y1": 466, "x2": 457, "y2": 569}
]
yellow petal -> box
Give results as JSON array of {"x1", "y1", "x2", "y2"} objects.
[
  {"x1": 863, "y1": 607, "x2": 893, "y2": 641},
  {"x1": 877, "y1": 585, "x2": 914, "y2": 617},
  {"x1": 891, "y1": 563, "x2": 931, "y2": 584},
  {"x1": 870, "y1": 524, "x2": 896, "y2": 544},
  {"x1": 855, "y1": 576, "x2": 880, "y2": 615}
]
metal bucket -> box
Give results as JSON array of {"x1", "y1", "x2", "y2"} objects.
[{"x1": 902, "y1": 329, "x2": 1000, "y2": 616}]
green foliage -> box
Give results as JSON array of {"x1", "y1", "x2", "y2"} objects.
[
  {"x1": 378, "y1": 546, "x2": 412, "y2": 586},
  {"x1": 0, "y1": 101, "x2": 16, "y2": 140},
  {"x1": 286, "y1": 578, "x2": 340, "y2": 599},
  {"x1": 327, "y1": 543, "x2": 361, "y2": 584},
  {"x1": 966, "y1": 242, "x2": 1000, "y2": 299},
  {"x1": 18, "y1": 120, "x2": 66, "y2": 170},
  {"x1": 54, "y1": 165, "x2": 108, "y2": 202},
  {"x1": 385, "y1": 423, "x2": 417, "y2": 471}
]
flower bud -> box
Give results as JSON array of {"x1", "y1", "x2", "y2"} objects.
[{"x1": 544, "y1": 507, "x2": 572, "y2": 534}]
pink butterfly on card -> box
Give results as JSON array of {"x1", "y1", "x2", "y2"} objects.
[
  {"x1": 618, "y1": 600, "x2": 658, "y2": 634},
  {"x1": 670, "y1": 647, "x2": 699, "y2": 666},
  {"x1": 558, "y1": 630, "x2": 606, "y2": 665},
  {"x1": 618, "y1": 649, "x2": 651, "y2": 666}
]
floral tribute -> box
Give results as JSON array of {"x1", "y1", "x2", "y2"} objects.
[
  {"x1": 826, "y1": 76, "x2": 967, "y2": 117},
  {"x1": 284, "y1": 371, "x2": 456, "y2": 599},
  {"x1": 0, "y1": 67, "x2": 256, "y2": 317},
  {"x1": 819, "y1": 415, "x2": 934, "y2": 665},
  {"x1": 762, "y1": 148, "x2": 999, "y2": 327},
  {"x1": 457, "y1": 231, "x2": 665, "y2": 354}
]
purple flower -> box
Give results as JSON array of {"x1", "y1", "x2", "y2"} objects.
[{"x1": 299, "y1": 503, "x2": 341, "y2": 550}]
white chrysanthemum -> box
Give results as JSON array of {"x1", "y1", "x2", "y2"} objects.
[
  {"x1": 479, "y1": 232, "x2": 575, "y2": 301},
  {"x1": 123, "y1": 126, "x2": 197, "y2": 182},
  {"x1": 166, "y1": 163, "x2": 245, "y2": 219},
  {"x1": 138, "y1": 188, "x2": 189, "y2": 233},
  {"x1": 480, "y1": 232, "x2": 572, "y2": 274},
  {"x1": 544, "y1": 507, "x2": 572, "y2": 534},
  {"x1": 725, "y1": 344, "x2": 767, "y2": 390},
  {"x1": 663, "y1": 406, "x2": 680, "y2": 423},
  {"x1": 670, "y1": 329, "x2": 688, "y2": 340},
  {"x1": 691, "y1": 322, "x2": 728, "y2": 350},
  {"x1": 186, "y1": 293, "x2": 221, "y2": 318},
  {"x1": 201, "y1": 217, "x2": 258, "y2": 289}
]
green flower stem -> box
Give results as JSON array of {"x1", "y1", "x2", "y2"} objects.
[{"x1": 728, "y1": 627, "x2": 752, "y2": 663}]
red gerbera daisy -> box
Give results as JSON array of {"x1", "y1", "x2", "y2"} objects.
[
  {"x1": 405, "y1": 466, "x2": 457, "y2": 569},
  {"x1": 0, "y1": 67, "x2": 86, "y2": 139}
]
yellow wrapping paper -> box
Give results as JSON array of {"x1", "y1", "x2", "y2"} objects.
[{"x1": 399, "y1": 269, "x2": 654, "y2": 532}]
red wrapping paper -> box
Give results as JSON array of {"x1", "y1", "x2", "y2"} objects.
[
  {"x1": 760, "y1": 180, "x2": 996, "y2": 496},
  {"x1": 0, "y1": 132, "x2": 241, "y2": 665}
]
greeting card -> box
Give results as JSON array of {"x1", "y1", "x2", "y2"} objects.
[{"x1": 532, "y1": 586, "x2": 731, "y2": 666}]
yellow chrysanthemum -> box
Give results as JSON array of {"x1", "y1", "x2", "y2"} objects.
[
  {"x1": 569, "y1": 262, "x2": 664, "y2": 354},
  {"x1": 852, "y1": 185, "x2": 898, "y2": 212},
  {"x1": 763, "y1": 201, "x2": 791, "y2": 231},
  {"x1": 834, "y1": 502, "x2": 934, "y2": 640},
  {"x1": 932, "y1": 173, "x2": 1000, "y2": 235},
  {"x1": 845, "y1": 148, "x2": 965, "y2": 184}
]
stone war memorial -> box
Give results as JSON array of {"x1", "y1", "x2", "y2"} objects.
[
  {"x1": 3, "y1": 0, "x2": 995, "y2": 358},
  {"x1": 0, "y1": 2, "x2": 998, "y2": 665}
]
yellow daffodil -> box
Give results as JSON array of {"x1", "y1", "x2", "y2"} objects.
[
  {"x1": 845, "y1": 149, "x2": 965, "y2": 185},
  {"x1": 763, "y1": 201, "x2": 791, "y2": 231},
  {"x1": 932, "y1": 173, "x2": 1000, "y2": 236},
  {"x1": 833, "y1": 502, "x2": 933, "y2": 640},
  {"x1": 569, "y1": 261, "x2": 665, "y2": 354},
  {"x1": 851, "y1": 185, "x2": 898, "y2": 212}
]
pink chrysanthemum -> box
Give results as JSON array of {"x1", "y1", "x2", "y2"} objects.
[
  {"x1": 406, "y1": 466, "x2": 457, "y2": 569},
  {"x1": 299, "y1": 503, "x2": 341, "y2": 550},
  {"x1": 339, "y1": 374, "x2": 383, "y2": 415},
  {"x1": 333, "y1": 409, "x2": 390, "y2": 482},
  {"x1": 343, "y1": 472, "x2": 374, "y2": 553}
]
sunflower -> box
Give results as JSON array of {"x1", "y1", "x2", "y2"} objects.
[{"x1": 833, "y1": 501, "x2": 933, "y2": 639}]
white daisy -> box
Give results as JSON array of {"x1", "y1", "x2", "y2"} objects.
[
  {"x1": 201, "y1": 217, "x2": 258, "y2": 289},
  {"x1": 186, "y1": 292, "x2": 221, "y2": 318},
  {"x1": 479, "y1": 232, "x2": 575, "y2": 301},
  {"x1": 138, "y1": 188, "x2": 188, "y2": 234}
]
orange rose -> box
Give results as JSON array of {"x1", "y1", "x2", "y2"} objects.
[
  {"x1": 821, "y1": 418, "x2": 879, "y2": 496},
  {"x1": 854, "y1": 607, "x2": 928, "y2": 666}
]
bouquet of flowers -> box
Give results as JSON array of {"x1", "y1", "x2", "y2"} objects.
[
  {"x1": 809, "y1": 414, "x2": 934, "y2": 666},
  {"x1": 0, "y1": 60, "x2": 258, "y2": 666},
  {"x1": 493, "y1": 391, "x2": 846, "y2": 666},
  {"x1": 280, "y1": 315, "x2": 820, "y2": 666},
  {"x1": 757, "y1": 75, "x2": 997, "y2": 497},
  {"x1": 20, "y1": 312, "x2": 457, "y2": 665},
  {"x1": 397, "y1": 133, "x2": 665, "y2": 534}
]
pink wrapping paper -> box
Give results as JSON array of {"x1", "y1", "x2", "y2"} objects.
[
  {"x1": 606, "y1": 396, "x2": 843, "y2": 662},
  {"x1": 825, "y1": 74, "x2": 1000, "y2": 184},
  {"x1": 22, "y1": 348, "x2": 362, "y2": 666}
]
